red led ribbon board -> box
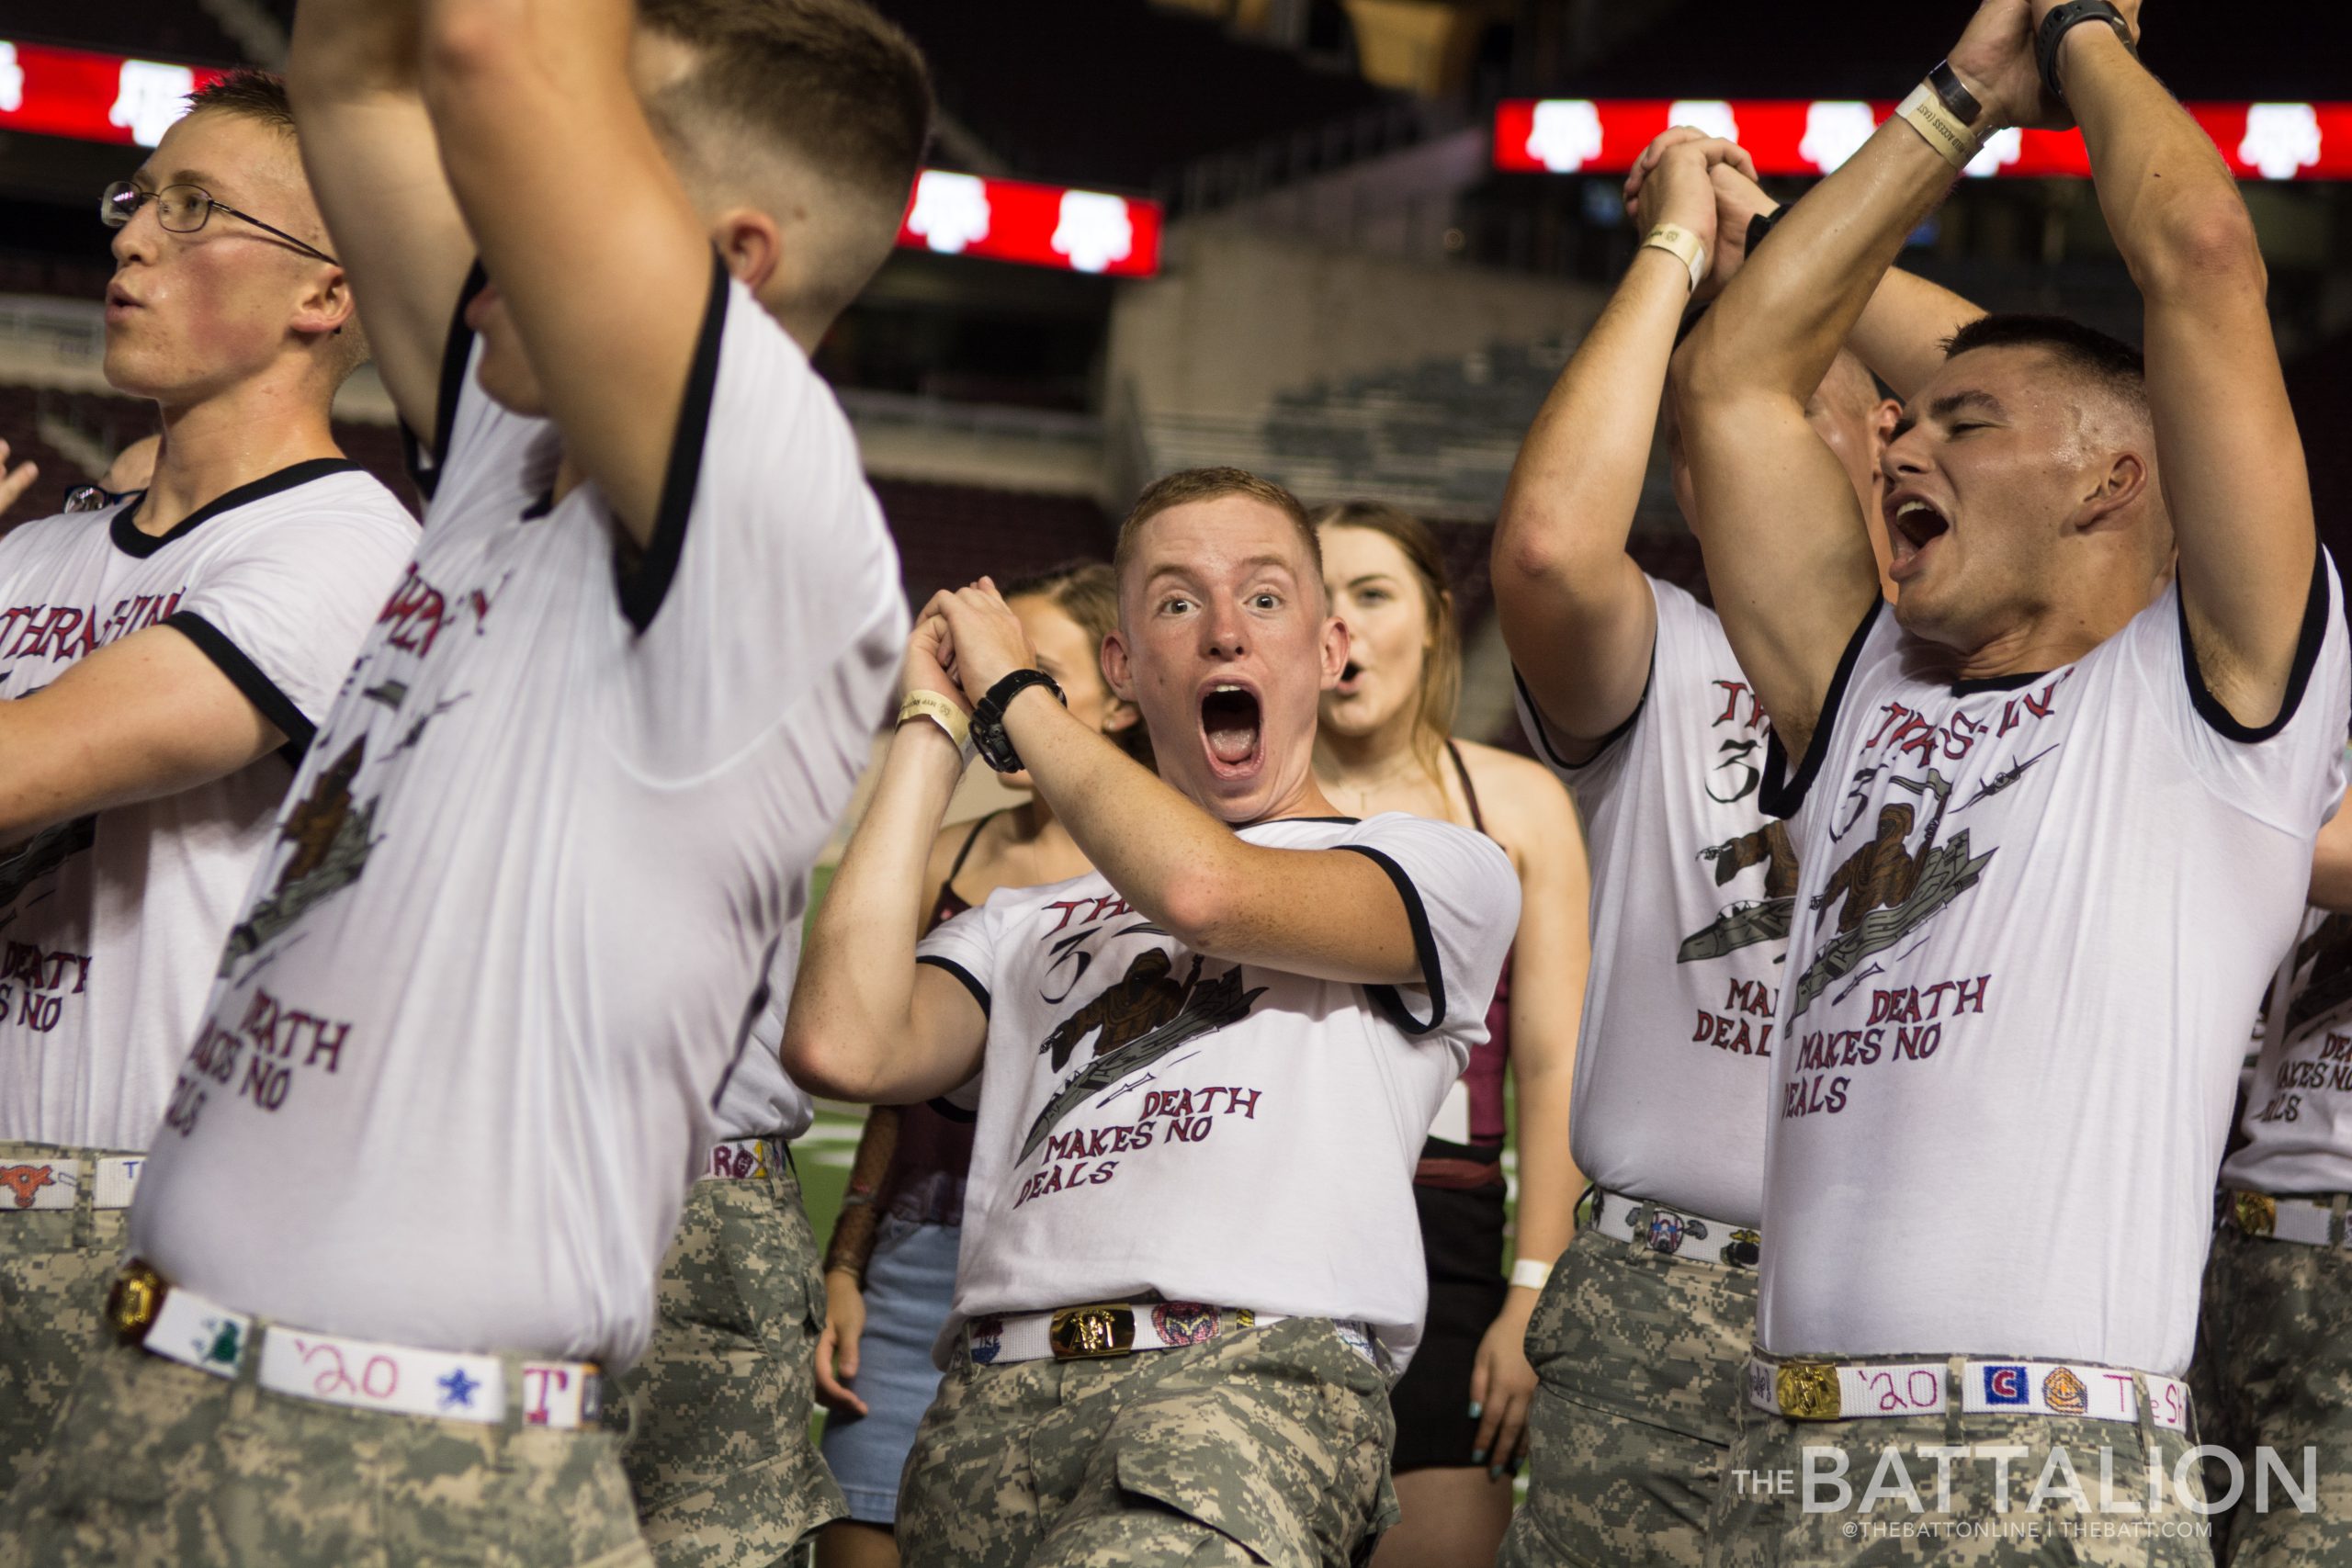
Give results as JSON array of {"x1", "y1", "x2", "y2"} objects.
[
  {"x1": 0, "y1": 38, "x2": 1162, "y2": 276},
  {"x1": 1495, "y1": 98, "x2": 2352, "y2": 181}
]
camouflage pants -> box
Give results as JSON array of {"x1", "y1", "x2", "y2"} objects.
[
  {"x1": 0, "y1": 1336, "x2": 651, "y2": 1567},
  {"x1": 618, "y1": 1156, "x2": 843, "y2": 1567},
  {"x1": 2193, "y1": 1218, "x2": 2352, "y2": 1565},
  {"x1": 1706, "y1": 1362, "x2": 2213, "y2": 1567},
  {"x1": 897, "y1": 1314, "x2": 1396, "y2": 1567},
  {"x1": 0, "y1": 1140, "x2": 135, "y2": 1500},
  {"x1": 1499, "y1": 1223, "x2": 1758, "y2": 1568}
]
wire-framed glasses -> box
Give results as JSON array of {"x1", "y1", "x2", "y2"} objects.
[{"x1": 98, "y1": 180, "x2": 340, "y2": 267}]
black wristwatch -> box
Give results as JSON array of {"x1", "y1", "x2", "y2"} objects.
[
  {"x1": 970, "y1": 668, "x2": 1065, "y2": 774},
  {"x1": 2036, "y1": 0, "x2": 2135, "y2": 104}
]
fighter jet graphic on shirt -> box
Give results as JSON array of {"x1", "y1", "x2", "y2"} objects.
[
  {"x1": 219, "y1": 738, "x2": 375, "y2": 969},
  {"x1": 1018, "y1": 949, "x2": 1268, "y2": 1162},
  {"x1": 1679, "y1": 820, "x2": 1800, "y2": 964},
  {"x1": 2286, "y1": 913, "x2": 2352, "y2": 1034},
  {"x1": 1787, "y1": 766, "x2": 1994, "y2": 1020}
]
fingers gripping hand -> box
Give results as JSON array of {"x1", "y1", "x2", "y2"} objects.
[
  {"x1": 932, "y1": 579, "x2": 1040, "y2": 705},
  {"x1": 1950, "y1": 0, "x2": 2074, "y2": 130},
  {"x1": 813, "y1": 1269, "x2": 870, "y2": 1416},
  {"x1": 1624, "y1": 133, "x2": 1760, "y2": 253},
  {"x1": 903, "y1": 599, "x2": 970, "y2": 713}
]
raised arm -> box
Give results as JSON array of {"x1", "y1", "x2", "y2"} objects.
[
  {"x1": 2052, "y1": 6, "x2": 2309, "y2": 726},
  {"x1": 1703, "y1": 165, "x2": 1984, "y2": 403},
  {"x1": 782, "y1": 624, "x2": 988, "y2": 1104},
  {"x1": 0, "y1": 626, "x2": 283, "y2": 840},
  {"x1": 287, "y1": 0, "x2": 475, "y2": 442},
  {"x1": 1672, "y1": 0, "x2": 2041, "y2": 754},
  {"x1": 416, "y1": 0, "x2": 715, "y2": 544},
  {"x1": 1491, "y1": 134, "x2": 1744, "y2": 751}
]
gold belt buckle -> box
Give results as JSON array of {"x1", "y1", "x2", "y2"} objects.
[
  {"x1": 106, "y1": 1259, "x2": 167, "y2": 1344},
  {"x1": 1775, "y1": 1361, "x2": 1843, "y2": 1421},
  {"x1": 2232, "y1": 1191, "x2": 2278, "y2": 1237},
  {"x1": 1048, "y1": 1303, "x2": 1135, "y2": 1359}
]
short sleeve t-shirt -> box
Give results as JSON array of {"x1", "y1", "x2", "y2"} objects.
[
  {"x1": 130, "y1": 260, "x2": 907, "y2": 1367},
  {"x1": 1512, "y1": 576, "x2": 1787, "y2": 1228},
  {"x1": 2223, "y1": 906, "x2": 2352, "y2": 1196},
  {"x1": 917, "y1": 813, "x2": 1517, "y2": 1370},
  {"x1": 0, "y1": 465, "x2": 417, "y2": 1153},
  {"x1": 1757, "y1": 563, "x2": 2349, "y2": 1376},
  {"x1": 713, "y1": 932, "x2": 816, "y2": 1145}
]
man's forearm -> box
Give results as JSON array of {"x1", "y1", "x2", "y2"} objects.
[
  {"x1": 1495, "y1": 246, "x2": 1691, "y2": 589},
  {"x1": 1849, "y1": 266, "x2": 1986, "y2": 401},
  {"x1": 1687, "y1": 122, "x2": 1957, "y2": 410},
  {"x1": 289, "y1": 0, "x2": 423, "y2": 97},
  {"x1": 2064, "y1": 28, "x2": 2249, "y2": 294}
]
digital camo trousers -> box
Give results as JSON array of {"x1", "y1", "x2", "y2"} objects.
[
  {"x1": 2192, "y1": 1216, "x2": 2352, "y2": 1566},
  {"x1": 617, "y1": 1159, "x2": 844, "y2": 1568},
  {"x1": 0, "y1": 1337, "x2": 652, "y2": 1568},
  {"x1": 1707, "y1": 1364, "x2": 2213, "y2": 1568},
  {"x1": 896, "y1": 1314, "x2": 1396, "y2": 1568},
  {"x1": 1498, "y1": 1221, "x2": 1759, "y2": 1568},
  {"x1": 0, "y1": 1140, "x2": 134, "y2": 1501}
]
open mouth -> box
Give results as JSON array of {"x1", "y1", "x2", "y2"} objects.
[
  {"x1": 1885, "y1": 495, "x2": 1951, "y2": 573},
  {"x1": 1200, "y1": 682, "x2": 1263, "y2": 777},
  {"x1": 1335, "y1": 660, "x2": 1364, "y2": 696}
]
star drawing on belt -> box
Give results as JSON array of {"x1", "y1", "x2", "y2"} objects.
[{"x1": 438, "y1": 1366, "x2": 481, "y2": 1410}]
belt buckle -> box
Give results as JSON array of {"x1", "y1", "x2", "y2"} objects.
[
  {"x1": 1776, "y1": 1361, "x2": 1843, "y2": 1420},
  {"x1": 2233, "y1": 1191, "x2": 2278, "y2": 1237},
  {"x1": 107, "y1": 1259, "x2": 167, "y2": 1344},
  {"x1": 1049, "y1": 1303, "x2": 1135, "y2": 1359}
]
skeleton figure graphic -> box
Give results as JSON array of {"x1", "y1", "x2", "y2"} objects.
[
  {"x1": 1020, "y1": 948, "x2": 1268, "y2": 1162},
  {"x1": 1788, "y1": 767, "x2": 1994, "y2": 1018}
]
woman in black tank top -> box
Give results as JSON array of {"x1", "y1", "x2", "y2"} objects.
[{"x1": 1312, "y1": 503, "x2": 1592, "y2": 1568}]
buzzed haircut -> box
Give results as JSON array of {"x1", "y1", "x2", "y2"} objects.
[
  {"x1": 1114, "y1": 467, "x2": 1322, "y2": 587},
  {"x1": 184, "y1": 69, "x2": 296, "y2": 135},
  {"x1": 636, "y1": 0, "x2": 931, "y2": 212},
  {"x1": 1945, "y1": 313, "x2": 2147, "y2": 413}
]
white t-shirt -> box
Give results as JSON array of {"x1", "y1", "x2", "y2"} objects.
[
  {"x1": 2223, "y1": 907, "x2": 2352, "y2": 1195},
  {"x1": 131, "y1": 260, "x2": 906, "y2": 1367},
  {"x1": 0, "y1": 466, "x2": 416, "y2": 1153},
  {"x1": 1758, "y1": 566, "x2": 2349, "y2": 1376},
  {"x1": 1513, "y1": 576, "x2": 1787, "y2": 1228},
  {"x1": 917, "y1": 813, "x2": 1518, "y2": 1370},
  {"x1": 714, "y1": 933, "x2": 816, "y2": 1144}
]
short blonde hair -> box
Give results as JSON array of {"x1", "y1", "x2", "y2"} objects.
[{"x1": 1114, "y1": 467, "x2": 1320, "y2": 588}]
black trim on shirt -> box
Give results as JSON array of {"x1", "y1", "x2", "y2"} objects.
[
  {"x1": 1948, "y1": 670, "x2": 2052, "y2": 695},
  {"x1": 1758, "y1": 596, "x2": 1884, "y2": 821},
  {"x1": 617, "y1": 252, "x2": 731, "y2": 633},
  {"x1": 164, "y1": 611, "x2": 312, "y2": 766},
  {"x1": 2178, "y1": 547, "x2": 2331, "y2": 743},
  {"x1": 1278, "y1": 817, "x2": 1363, "y2": 825},
  {"x1": 1511, "y1": 661, "x2": 1646, "y2": 772},
  {"x1": 924, "y1": 1096, "x2": 978, "y2": 1124},
  {"x1": 918, "y1": 954, "x2": 991, "y2": 1017},
  {"x1": 406, "y1": 261, "x2": 491, "y2": 502},
  {"x1": 109, "y1": 460, "x2": 365, "y2": 559},
  {"x1": 1335, "y1": 843, "x2": 1446, "y2": 1037}
]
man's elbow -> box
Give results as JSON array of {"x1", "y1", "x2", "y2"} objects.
[
  {"x1": 779, "y1": 1012, "x2": 869, "y2": 1103},
  {"x1": 418, "y1": 4, "x2": 530, "y2": 103},
  {"x1": 1151, "y1": 877, "x2": 1232, "y2": 958},
  {"x1": 2134, "y1": 202, "x2": 2267, "y2": 301}
]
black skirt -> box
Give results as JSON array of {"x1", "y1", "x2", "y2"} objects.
[{"x1": 1388, "y1": 1145, "x2": 1510, "y2": 1472}]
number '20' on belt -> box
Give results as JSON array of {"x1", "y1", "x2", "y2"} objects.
[{"x1": 106, "y1": 1260, "x2": 608, "y2": 1430}]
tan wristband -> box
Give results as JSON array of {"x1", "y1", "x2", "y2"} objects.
[
  {"x1": 897, "y1": 690, "x2": 974, "y2": 762},
  {"x1": 1897, "y1": 80, "x2": 1986, "y2": 170},
  {"x1": 1639, "y1": 222, "x2": 1709, "y2": 295}
]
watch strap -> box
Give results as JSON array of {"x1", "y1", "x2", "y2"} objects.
[
  {"x1": 972, "y1": 668, "x2": 1066, "y2": 774},
  {"x1": 1927, "y1": 59, "x2": 1983, "y2": 126},
  {"x1": 2036, "y1": 0, "x2": 2134, "y2": 104}
]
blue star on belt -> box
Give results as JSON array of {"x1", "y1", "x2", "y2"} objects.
[{"x1": 437, "y1": 1367, "x2": 480, "y2": 1410}]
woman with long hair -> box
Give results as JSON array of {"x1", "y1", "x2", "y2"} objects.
[
  {"x1": 813, "y1": 561, "x2": 1142, "y2": 1568},
  {"x1": 1312, "y1": 502, "x2": 1591, "y2": 1567}
]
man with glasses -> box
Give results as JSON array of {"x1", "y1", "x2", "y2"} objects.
[
  {"x1": 0, "y1": 68, "x2": 416, "y2": 1487},
  {"x1": 4, "y1": 1, "x2": 930, "y2": 1563}
]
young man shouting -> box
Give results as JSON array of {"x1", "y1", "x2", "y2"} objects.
[
  {"x1": 1674, "y1": 0, "x2": 2346, "y2": 1559},
  {"x1": 0, "y1": 70, "x2": 415, "y2": 1490},
  {"x1": 4, "y1": 2, "x2": 927, "y2": 1562},
  {"x1": 786, "y1": 468, "x2": 1521, "y2": 1567}
]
